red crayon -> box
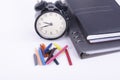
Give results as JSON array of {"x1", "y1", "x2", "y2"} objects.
[{"x1": 65, "y1": 49, "x2": 72, "y2": 66}]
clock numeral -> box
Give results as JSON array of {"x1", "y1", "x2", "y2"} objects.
[
  {"x1": 61, "y1": 21, "x2": 65, "y2": 25},
  {"x1": 59, "y1": 17, "x2": 62, "y2": 20},
  {"x1": 55, "y1": 13, "x2": 58, "y2": 16},
  {"x1": 49, "y1": 13, "x2": 52, "y2": 16},
  {"x1": 50, "y1": 32, "x2": 53, "y2": 35},
  {"x1": 40, "y1": 27, "x2": 43, "y2": 30},
  {"x1": 42, "y1": 30, "x2": 47, "y2": 34},
  {"x1": 59, "y1": 27, "x2": 63, "y2": 29},
  {"x1": 38, "y1": 23, "x2": 41, "y2": 26},
  {"x1": 40, "y1": 18, "x2": 43, "y2": 21},
  {"x1": 45, "y1": 14, "x2": 47, "y2": 17},
  {"x1": 56, "y1": 30, "x2": 58, "y2": 33}
]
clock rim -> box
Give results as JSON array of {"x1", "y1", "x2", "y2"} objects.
[{"x1": 34, "y1": 11, "x2": 69, "y2": 40}]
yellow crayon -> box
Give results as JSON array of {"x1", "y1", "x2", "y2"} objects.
[
  {"x1": 53, "y1": 43, "x2": 62, "y2": 50},
  {"x1": 53, "y1": 43, "x2": 65, "y2": 54}
]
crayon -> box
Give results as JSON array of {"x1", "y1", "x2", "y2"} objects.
[
  {"x1": 53, "y1": 43, "x2": 62, "y2": 50},
  {"x1": 46, "y1": 48, "x2": 59, "y2": 65},
  {"x1": 65, "y1": 49, "x2": 72, "y2": 66},
  {"x1": 35, "y1": 48, "x2": 42, "y2": 65},
  {"x1": 53, "y1": 43, "x2": 65, "y2": 54},
  {"x1": 40, "y1": 43, "x2": 49, "y2": 57},
  {"x1": 46, "y1": 45, "x2": 68, "y2": 64},
  {"x1": 46, "y1": 48, "x2": 56, "y2": 62},
  {"x1": 44, "y1": 43, "x2": 52, "y2": 53},
  {"x1": 38, "y1": 48, "x2": 46, "y2": 65},
  {"x1": 52, "y1": 55, "x2": 59, "y2": 65},
  {"x1": 33, "y1": 54, "x2": 38, "y2": 66}
]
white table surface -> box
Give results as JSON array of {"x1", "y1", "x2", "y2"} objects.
[{"x1": 0, "y1": 0, "x2": 120, "y2": 80}]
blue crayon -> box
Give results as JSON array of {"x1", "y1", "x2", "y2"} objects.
[
  {"x1": 38, "y1": 48, "x2": 46, "y2": 65},
  {"x1": 44, "y1": 43, "x2": 52, "y2": 53}
]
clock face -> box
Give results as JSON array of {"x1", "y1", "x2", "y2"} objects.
[{"x1": 35, "y1": 12, "x2": 67, "y2": 39}]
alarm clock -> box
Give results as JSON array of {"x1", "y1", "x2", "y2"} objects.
[{"x1": 34, "y1": 1, "x2": 71, "y2": 40}]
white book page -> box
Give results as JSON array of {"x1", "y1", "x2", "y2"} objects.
[{"x1": 116, "y1": 0, "x2": 120, "y2": 6}]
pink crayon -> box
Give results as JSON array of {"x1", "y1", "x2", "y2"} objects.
[{"x1": 46, "y1": 45, "x2": 68, "y2": 64}]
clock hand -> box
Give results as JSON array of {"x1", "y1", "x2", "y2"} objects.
[
  {"x1": 43, "y1": 22, "x2": 53, "y2": 26},
  {"x1": 41, "y1": 22, "x2": 53, "y2": 29},
  {"x1": 41, "y1": 25, "x2": 50, "y2": 28},
  {"x1": 41, "y1": 23, "x2": 53, "y2": 29}
]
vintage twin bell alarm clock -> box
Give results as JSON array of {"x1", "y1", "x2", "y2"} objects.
[{"x1": 34, "y1": 1, "x2": 71, "y2": 40}]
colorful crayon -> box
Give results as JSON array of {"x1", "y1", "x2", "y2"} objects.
[{"x1": 46, "y1": 45, "x2": 68, "y2": 64}]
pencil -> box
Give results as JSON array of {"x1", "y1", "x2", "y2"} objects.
[{"x1": 46, "y1": 45, "x2": 68, "y2": 64}]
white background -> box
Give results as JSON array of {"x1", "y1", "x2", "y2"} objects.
[{"x1": 0, "y1": 0, "x2": 120, "y2": 80}]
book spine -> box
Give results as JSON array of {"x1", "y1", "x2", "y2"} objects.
[{"x1": 75, "y1": 16, "x2": 88, "y2": 39}]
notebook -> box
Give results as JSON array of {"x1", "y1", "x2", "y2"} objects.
[
  {"x1": 68, "y1": 15, "x2": 120, "y2": 59},
  {"x1": 66, "y1": 0, "x2": 120, "y2": 43}
]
